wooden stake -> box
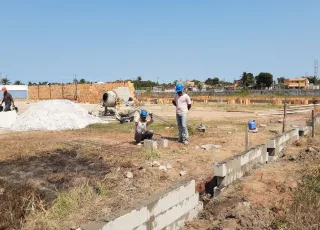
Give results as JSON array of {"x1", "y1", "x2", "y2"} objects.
[
  {"x1": 282, "y1": 103, "x2": 287, "y2": 133},
  {"x1": 312, "y1": 110, "x2": 315, "y2": 138},
  {"x1": 245, "y1": 125, "x2": 249, "y2": 150}
]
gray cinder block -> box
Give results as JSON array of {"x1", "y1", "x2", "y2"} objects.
[
  {"x1": 156, "y1": 139, "x2": 168, "y2": 148},
  {"x1": 144, "y1": 140, "x2": 157, "y2": 149}
]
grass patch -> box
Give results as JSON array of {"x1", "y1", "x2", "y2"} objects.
[
  {"x1": 23, "y1": 182, "x2": 110, "y2": 229},
  {"x1": 86, "y1": 122, "x2": 135, "y2": 133},
  {"x1": 49, "y1": 183, "x2": 94, "y2": 220},
  {"x1": 285, "y1": 166, "x2": 320, "y2": 229},
  {"x1": 86, "y1": 121, "x2": 175, "y2": 134},
  {"x1": 143, "y1": 148, "x2": 161, "y2": 160}
]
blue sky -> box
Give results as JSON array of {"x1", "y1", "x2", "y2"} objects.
[{"x1": 0, "y1": 0, "x2": 319, "y2": 84}]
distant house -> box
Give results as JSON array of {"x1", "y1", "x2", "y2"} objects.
[
  {"x1": 224, "y1": 80, "x2": 240, "y2": 90},
  {"x1": 284, "y1": 78, "x2": 309, "y2": 89}
]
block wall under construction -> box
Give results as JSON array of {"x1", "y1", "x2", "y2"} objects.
[{"x1": 28, "y1": 81, "x2": 135, "y2": 104}]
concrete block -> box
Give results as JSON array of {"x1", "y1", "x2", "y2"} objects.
[
  {"x1": 151, "y1": 193, "x2": 199, "y2": 230},
  {"x1": 179, "y1": 180, "x2": 195, "y2": 201},
  {"x1": 160, "y1": 187, "x2": 180, "y2": 212},
  {"x1": 136, "y1": 206, "x2": 149, "y2": 225},
  {"x1": 156, "y1": 139, "x2": 168, "y2": 148},
  {"x1": 101, "y1": 222, "x2": 113, "y2": 230},
  {"x1": 214, "y1": 162, "x2": 227, "y2": 177},
  {"x1": 111, "y1": 209, "x2": 140, "y2": 230},
  {"x1": 268, "y1": 155, "x2": 278, "y2": 162},
  {"x1": 133, "y1": 224, "x2": 147, "y2": 230},
  {"x1": 267, "y1": 138, "x2": 276, "y2": 148},
  {"x1": 143, "y1": 194, "x2": 163, "y2": 217},
  {"x1": 164, "y1": 202, "x2": 202, "y2": 230},
  {"x1": 144, "y1": 139, "x2": 157, "y2": 149}
]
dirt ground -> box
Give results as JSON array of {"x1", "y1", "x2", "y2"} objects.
[
  {"x1": 0, "y1": 101, "x2": 313, "y2": 229},
  {"x1": 183, "y1": 136, "x2": 320, "y2": 230}
]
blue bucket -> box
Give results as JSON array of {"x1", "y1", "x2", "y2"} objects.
[{"x1": 248, "y1": 120, "x2": 256, "y2": 130}]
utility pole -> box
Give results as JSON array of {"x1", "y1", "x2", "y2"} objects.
[{"x1": 73, "y1": 74, "x2": 78, "y2": 101}]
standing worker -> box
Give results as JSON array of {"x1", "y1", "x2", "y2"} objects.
[
  {"x1": 1, "y1": 87, "x2": 15, "y2": 112},
  {"x1": 172, "y1": 84, "x2": 191, "y2": 145},
  {"x1": 134, "y1": 109, "x2": 154, "y2": 145}
]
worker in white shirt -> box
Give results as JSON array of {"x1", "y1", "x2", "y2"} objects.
[{"x1": 135, "y1": 109, "x2": 154, "y2": 145}]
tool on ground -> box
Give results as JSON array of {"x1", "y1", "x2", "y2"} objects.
[
  {"x1": 197, "y1": 123, "x2": 206, "y2": 132},
  {"x1": 88, "y1": 103, "x2": 101, "y2": 115}
]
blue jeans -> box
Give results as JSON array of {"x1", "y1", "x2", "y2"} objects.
[{"x1": 176, "y1": 113, "x2": 189, "y2": 142}]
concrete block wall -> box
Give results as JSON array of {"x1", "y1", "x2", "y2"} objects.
[
  {"x1": 267, "y1": 128, "x2": 299, "y2": 161},
  {"x1": 212, "y1": 127, "x2": 304, "y2": 197},
  {"x1": 214, "y1": 144, "x2": 267, "y2": 188},
  {"x1": 82, "y1": 180, "x2": 202, "y2": 230}
]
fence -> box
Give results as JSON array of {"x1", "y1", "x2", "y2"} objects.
[
  {"x1": 28, "y1": 81, "x2": 135, "y2": 104},
  {"x1": 136, "y1": 89, "x2": 320, "y2": 98}
]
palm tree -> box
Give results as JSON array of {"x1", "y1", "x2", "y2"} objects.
[
  {"x1": 1, "y1": 77, "x2": 11, "y2": 85},
  {"x1": 14, "y1": 80, "x2": 23, "y2": 85},
  {"x1": 240, "y1": 72, "x2": 254, "y2": 88}
]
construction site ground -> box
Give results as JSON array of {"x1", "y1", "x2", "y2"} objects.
[
  {"x1": 0, "y1": 101, "x2": 314, "y2": 229},
  {"x1": 183, "y1": 134, "x2": 320, "y2": 230}
]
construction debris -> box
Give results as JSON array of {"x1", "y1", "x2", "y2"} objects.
[
  {"x1": 152, "y1": 161, "x2": 160, "y2": 167},
  {"x1": 126, "y1": 171, "x2": 133, "y2": 179},
  {"x1": 200, "y1": 144, "x2": 222, "y2": 150},
  {"x1": 159, "y1": 165, "x2": 167, "y2": 171},
  {"x1": 179, "y1": 171, "x2": 187, "y2": 176}
]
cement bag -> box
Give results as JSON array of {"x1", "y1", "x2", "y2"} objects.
[{"x1": 0, "y1": 111, "x2": 17, "y2": 128}]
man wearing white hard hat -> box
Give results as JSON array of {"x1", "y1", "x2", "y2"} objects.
[{"x1": 1, "y1": 87, "x2": 15, "y2": 112}]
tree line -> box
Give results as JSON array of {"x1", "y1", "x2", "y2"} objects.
[
  {"x1": 239, "y1": 72, "x2": 274, "y2": 89},
  {"x1": 1, "y1": 74, "x2": 319, "y2": 89},
  {"x1": 0, "y1": 77, "x2": 24, "y2": 85}
]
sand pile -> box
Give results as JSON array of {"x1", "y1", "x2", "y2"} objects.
[{"x1": 11, "y1": 100, "x2": 105, "y2": 131}]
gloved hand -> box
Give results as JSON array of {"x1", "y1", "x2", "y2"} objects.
[{"x1": 149, "y1": 111, "x2": 153, "y2": 118}]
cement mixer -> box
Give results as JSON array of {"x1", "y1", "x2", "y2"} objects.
[{"x1": 101, "y1": 91, "x2": 136, "y2": 123}]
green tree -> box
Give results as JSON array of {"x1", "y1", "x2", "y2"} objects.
[
  {"x1": 240, "y1": 72, "x2": 255, "y2": 88},
  {"x1": 256, "y1": 72, "x2": 273, "y2": 89},
  {"x1": 14, "y1": 80, "x2": 23, "y2": 85},
  {"x1": 38, "y1": 81, "x2": 48, "y2": 85},
  {"x1": 204, "y1": 78, "x2": 213, "y2": 85},
  {"x1": 307, "y1": 76, "x2": 318, "y2": 84},
  {"x1": 277, "y1": 77, "x2": 285, "y2": 84},
  {"x1": 79, "y1": 78, "x2": 86, "y2": 84},
  {"x1": 137, "y1": 76, "x2": 142, "y2": 82},
  {"x1": 212, "y1": 77, "x2": 220, "y2": 85},
  {"x1": 1, "y1": 77, "x2": 10, "y2": 85}
]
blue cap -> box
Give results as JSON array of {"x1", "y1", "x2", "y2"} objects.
[
  {"x1": 140, "y1": 110, "x2": 148, "y2": 117},
  {"x1": 175, "y1": 84, "x2": 184, "y2": 92}
]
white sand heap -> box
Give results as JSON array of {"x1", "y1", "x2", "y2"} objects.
[{"x1": 11, "y1": 100, "x2": 105, "y2": 131}]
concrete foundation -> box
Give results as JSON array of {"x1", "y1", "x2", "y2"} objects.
[
  {"x1": 267, "y1": 128, "x2": 299, "y2": 161},
  {"x1": 82, "y1": 180, "x2": 201, "y2": 230},
  {"x1": 214, "y1": 144, "x2": 267, "y2": 188}
]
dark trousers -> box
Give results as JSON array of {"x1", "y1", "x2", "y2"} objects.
[
  {"x1": 4, "y1": 103, "x2": 11, "y2": 112},
  {"x1": 135, "y1": 130, "x2": 153, "y2": 143}
]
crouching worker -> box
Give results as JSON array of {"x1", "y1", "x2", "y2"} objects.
[{"x1": 135, "y1": 110, "x2": 154, "y2": 145}]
